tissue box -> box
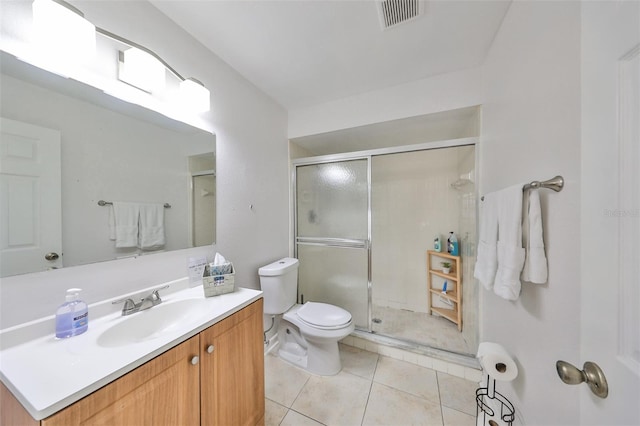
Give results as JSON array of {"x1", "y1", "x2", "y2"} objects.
[{"x1": 202, "y1": 262, "x2": 235, "y2": 297}]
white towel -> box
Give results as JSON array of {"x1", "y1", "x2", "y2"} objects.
[
  {"x1": 522, "y1": 189, "x2": 548, "y2": 284},
  {"x1": 474, "y1": 192, "x2": 499, "y2": 290},
  {"x1": 138, "y1": 203, "x2": 165, "y2": 249},
  {"x1": 110, "y1": 202, "x2": 139, "y2": 248},
  {"x1": 493, "y1": 184, "x2": 526, "y2": 300}
]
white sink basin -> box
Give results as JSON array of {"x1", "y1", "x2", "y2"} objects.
[{"x1": 97, "y1": 299, "x2": 212, "y2": 348}]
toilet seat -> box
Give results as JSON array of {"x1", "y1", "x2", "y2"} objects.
[
  {"x1": 296, "y1": 302, "x2": 352, "y2": 330},
  {"x1": 279, "y1": 302, "x2": 355, "y2": 375}
]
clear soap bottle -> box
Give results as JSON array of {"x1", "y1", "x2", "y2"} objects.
[{"x1": 55, "y1": 288, "x2": 88, "y2": 338}]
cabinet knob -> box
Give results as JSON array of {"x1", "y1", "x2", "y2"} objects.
[
  {"x1": 190, "y1": 356, "x2": 199, "y2": 365},
  {"x1": 206, "y1": 345, "x2": 215, "y2": 354}
]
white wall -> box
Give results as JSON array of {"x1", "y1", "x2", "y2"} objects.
[
  {"x1": 0, "y1": 1, "x2": 289, "y2": 327},
  {"x1": 479, "y1": 1, "x2": 581, "y2": 424},
  {"x1": 288, "y1": 67, "x2": 482, "y2": 139}
]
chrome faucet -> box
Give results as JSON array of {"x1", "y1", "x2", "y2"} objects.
[{"x1": 112, "y1": 285, "x2": 169, "y2": 316}]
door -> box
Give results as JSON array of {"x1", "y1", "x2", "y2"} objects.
[
  {"x1": 0, "y1": 117, "x2": 62, "y2": 276},
  {"x1": 581, "y1": 1, "x2": 640, "y2": 423},
  {"x1": 294, "y1": 159, "x2": 370, "y2": 329}
]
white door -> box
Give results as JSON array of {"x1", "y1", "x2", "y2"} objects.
[
  {"x1": 581, "y1": 1, "x2": 640, "y2": 424},
  {"x1": 0, "y1": 117, "x2": 62, "y2": 277}
]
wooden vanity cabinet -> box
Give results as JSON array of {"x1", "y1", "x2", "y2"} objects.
[
  {"x1": 1, "y1": 383, "x2": 39, "y2": 426},
  {"x1": 2, "y1": 299, "x2": 264, "y2": 426},
  {"x1": 42, "y1": 335, "x2": 201, "y2": 426},
  {"x1": 200, "y1": 297, "x2": 265, "y2": 426}
]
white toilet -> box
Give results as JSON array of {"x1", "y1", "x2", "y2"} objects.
[{"x1": 259, "y1": 257, "x2": 354, "y2": 375}]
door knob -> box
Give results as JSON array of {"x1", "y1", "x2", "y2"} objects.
[
  {"x1": 190, "y1": 356, "x2": 200, "y2": 365},
  {"x1": 556, "y1": 360, "x2": 608, "y2": 398},
  {"x1": 45, "y1": 252, "x2": 59, "y2": 261},
  {"x1": 206, "y1": 345, "x2": 214, "y2": 354}
]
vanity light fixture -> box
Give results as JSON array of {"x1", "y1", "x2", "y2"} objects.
[
  {"x1": 119, "y1": 47, "x2": 166, "y2": 93},
  {"x1": 31, "y1": 0, "x2": 211, "y2": 112},
  {"x1": 180, "y1": 78, "x2": 211, "y2": 113},
  {"x1": 32, "y1": 0, "x2": 96, "y2": 63}
]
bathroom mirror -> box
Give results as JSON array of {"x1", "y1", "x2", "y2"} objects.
[{"x1": 0, "y1": 52, "x2": 216, "y2": 277}]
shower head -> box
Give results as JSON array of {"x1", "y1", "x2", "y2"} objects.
[
  {"x1": 450, "y1": 170, "x2": 474, "y2": 190},
  {"x1": 451, "y1": 179, "x2": 473, "y2": 190}
]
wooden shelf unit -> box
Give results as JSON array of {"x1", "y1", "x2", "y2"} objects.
[{"x1": 426, "y1": 250, "x2": 462, "y2": 331}]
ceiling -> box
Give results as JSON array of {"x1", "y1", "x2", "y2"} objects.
[{"x1": 151, "y1": 0, "x2": 511, "y2": 111}]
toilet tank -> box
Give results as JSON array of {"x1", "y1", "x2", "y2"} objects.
[{"x1": 258, "y1": 257, "x2": 299, "y2": 315}]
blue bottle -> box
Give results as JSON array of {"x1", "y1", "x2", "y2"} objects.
[
  {"x1": 448, "y1": 232, "x2": 459, "y2": 256},
  {"x1": 55, "y1": 288, "x2": 88, "y2": 338}
]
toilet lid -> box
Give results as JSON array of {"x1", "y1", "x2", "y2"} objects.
[{"x1": 297, "y1": 302, "x2": 352, "y2": 327}]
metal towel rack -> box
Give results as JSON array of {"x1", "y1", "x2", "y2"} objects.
[
  {"x1": 481, "y1": 175, "x2": 564, "y2": 201},
  {"x1": 98, "y1": 200, "x2": 171, "y2": 208}
]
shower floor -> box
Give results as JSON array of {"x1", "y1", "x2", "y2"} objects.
[{"x1": 371, "y1": 305, "x2": 473, "y2": 355}]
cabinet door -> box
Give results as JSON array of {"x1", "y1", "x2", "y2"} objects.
[
  {"x1": 42, "y1": 336, "x2": 200, "y2": 426},
  {"x1": 200, "y1": 299, "x2": 265, "y2": 426},
  {"x1": 1, "y1": 382, "x2": 38, "y2": 426}
]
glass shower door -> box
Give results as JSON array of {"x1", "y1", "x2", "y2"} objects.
[{"x1": 295, "y1": 159, "x2": 370, "y2": 330}]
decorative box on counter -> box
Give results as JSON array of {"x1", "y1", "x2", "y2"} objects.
[{"x1": 202, "y1": 262, "x2": 235, "y2": 297}]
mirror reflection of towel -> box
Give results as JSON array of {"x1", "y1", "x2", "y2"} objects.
[
  {"x1": 139, "y1": 203, "x2": 165, "y2": 249},
  {"x1": 108, "y1": 202, "x2": 165, "y2": 249},
  {"x1": 109, "y1": 202, "x2": 139, "y2": 248}
]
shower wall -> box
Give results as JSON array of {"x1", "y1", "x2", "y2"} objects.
[{"x1": 371, "y1": 148, "x2": 463, "y2": 314}]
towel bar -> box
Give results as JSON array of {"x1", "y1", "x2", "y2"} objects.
[
  {"x1": 98, "y1": 200, "x2": 171, "y2": 208},
  {"x1": 481, "y1": 175, "x2": 564, "y2": 201}
]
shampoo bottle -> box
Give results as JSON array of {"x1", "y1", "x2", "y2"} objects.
[
  {"x1": 434, "y1": 235, "x2": 442, "y2": 252},
  {"x1": 449, "y1": 232, "x2": 459, "y2": 256},
  {"x1": 55, "y1": 288, "x2": 88, "y2": 338}
]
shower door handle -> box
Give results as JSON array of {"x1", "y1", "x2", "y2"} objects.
[{"x1": 296, "y1": 237, "x2": 369, "y2": 249}]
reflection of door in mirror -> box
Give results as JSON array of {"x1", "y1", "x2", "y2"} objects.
[
  {"x1": 0, "y1": 117, "x2": 63, "y2": 277},
  {"x1": 189, "y1": 153, "x2": 215, "y2": 247}
]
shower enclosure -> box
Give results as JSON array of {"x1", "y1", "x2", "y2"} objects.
[
  {"x1": 295, "y1": 159, "x2": 372, "y2": 330},
  {"x1": 293, "y1": 140, "x2": 478, "y2": 356}
]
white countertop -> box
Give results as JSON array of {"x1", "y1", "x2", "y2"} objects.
[{"x1": 0, "y1": 280, "x2": 262, "y2": 420}]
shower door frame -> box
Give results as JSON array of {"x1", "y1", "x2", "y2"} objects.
[
  {"x1": 292, "y1": 137, "x2": 478, "y2": 335},
  {"x1": 293, "y1": 155, "x2": 373, "y2": 332}
]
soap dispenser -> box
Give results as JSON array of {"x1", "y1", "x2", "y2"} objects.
[{"x1": 55, "y1": 288, "x2": 88, "y2": 338}]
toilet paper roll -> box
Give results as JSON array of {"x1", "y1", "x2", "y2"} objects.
[{"x1": 477, "y1": 342, "x2": 518, "y2": 382}]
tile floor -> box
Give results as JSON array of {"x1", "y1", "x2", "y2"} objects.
[{"x1": 265, "y1": 344, "x2": 478, "y2": 426}]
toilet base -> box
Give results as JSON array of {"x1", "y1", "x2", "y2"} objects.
[
  {"x1": 278, "y1": 341, "x2": 307, "y2": 368},
  {"x1": 277, "y1": 320, "x2": 349, "y2": 376}
]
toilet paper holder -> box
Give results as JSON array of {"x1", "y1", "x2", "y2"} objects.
[{"x1": 476, "y1": 375, "x2": 515, "y2": 426}]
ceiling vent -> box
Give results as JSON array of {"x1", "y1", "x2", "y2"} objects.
[{"x1": 377, "y1": 0, "x2": 422, "y2": 30}]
